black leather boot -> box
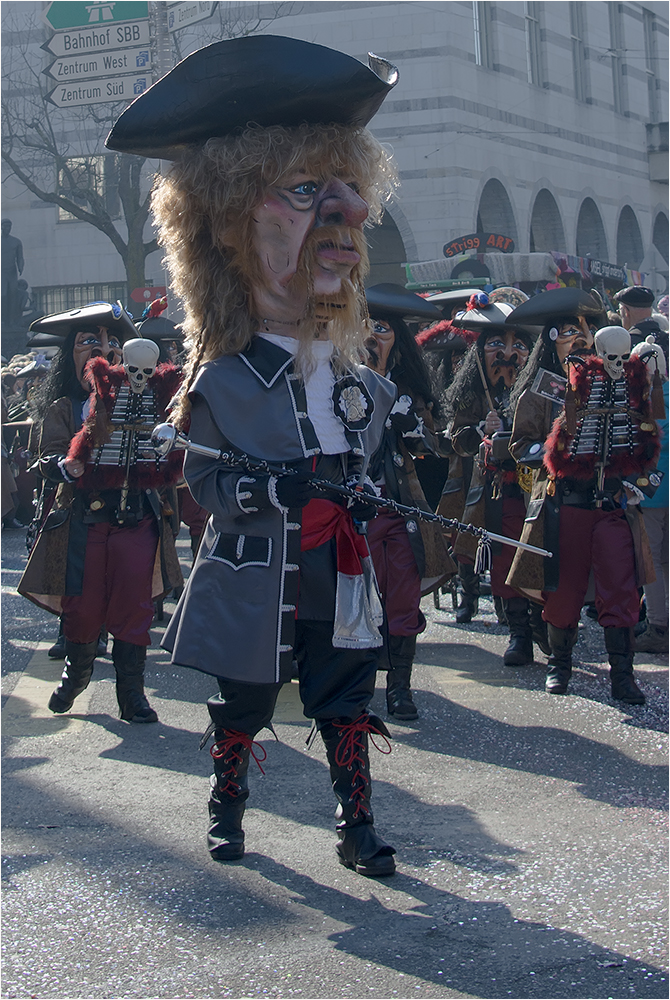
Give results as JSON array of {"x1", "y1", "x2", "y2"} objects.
[
  {"x1": 113, "y1": 640, "x2": 158, "y2": 723},
  {"x1": 545, "y1": 624, "x2": 578, "y2": 694},
  {"x1": 528, "y1": 601, "x2": 551, "y2": 657},
  {"x1": 320, "y1": 714, "x2": 396, "y2": 877},
  {"x1": 386, "y1": 635, "x2": 418, "y2": 720},
  {"x1": 605, "y1": 626, "x2": 645, "y2": 705},
  {"x1": 503, "y1": 597, "x2": 533, "y2": 666},
  {"x1": 48, "y1": 639, "x2": 97, "y2": 713},
  {"x1": 456, "y1": 561, "x2": 480, "y2": 623},
  {"x1": 207, "y1": 729, "x2": 266, "y2": 861},
  {"x1": 48, "y1": 619, "x2": 66, "y2": 660}
]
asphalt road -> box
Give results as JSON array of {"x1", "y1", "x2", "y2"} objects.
[{"x1": 2, "y1": 526, "x2": 668, "y2": 1000}]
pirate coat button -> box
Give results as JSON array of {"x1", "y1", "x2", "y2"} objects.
[
  {"x1": 406, "y1": 519, "x2": 418, "y2": 533},
  {"x1": 89, "y1": 499, "x2": 105, "y2": 511},
  {"x1": 637, "y1": 477, "x2": 649, "y2": 487},
  {"x1": 649, "y1": 473, "x2": 661, "y2": 486}
]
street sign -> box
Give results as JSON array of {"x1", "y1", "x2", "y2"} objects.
[
  {"x1": 45, "y1": 46, "x2": 152, "y2": 82},
  {"x1": 45, "y1": 2, "x2": 148, "y2": 30},
  {"x1": 168, "y1": 1, "x2": 216, "y2": 32},
  {"x1": 47, "y1": 74, "x2": 150, "y2": 109},
  {"x1": 42, "y1": 19, "x2": 151, "y2": 57}
]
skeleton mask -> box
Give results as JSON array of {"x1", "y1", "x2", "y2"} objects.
[
  {"x1": 123, "y1": 338, "x2": 160, "y2": 393},
  {"x1": 594, "y1": 326, "x2": 631, "y2": 381},
  {"x1": 631, "y1": 335, "x2": 667, "y2": 377}
]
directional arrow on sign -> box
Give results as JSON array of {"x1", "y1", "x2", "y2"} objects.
[
  {"x1": 47, "y1": 74, "x2": 150, "y2": 109},
  {"x1": 44, "y1": 46, "x2": 153, "y2": 82},
  {"x1": 41, "y1": 19, "x2": 151, "y2": 57},
  {"x1": 44, "y1": 1, "x2": 149, "y2": 30}
]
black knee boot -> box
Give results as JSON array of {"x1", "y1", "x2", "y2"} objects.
[
  {"x1": 48, "y1": 618, "x2": 66, "y2": 660},
  {"x1": 456, "y1": 561, "x2": 480, "y2": 623},
  {"x1": 113, "y1": 640, "x2": 158, "y2": 723},
  {"x1": 605, "y1": 626, "x2": 645, "y2": 705},
  {"x1": 206, "y1": 729, "x2": 267, "y2": 861},
  {"x1": 320, "y1": 713, "x2": 396, "y2": 877},
  {"x1": 503, "y1": 597, "x2": 533, "y2": 666},
  {"x1": 48, "y1": 639, "x2": 97, "y2": 713},
  {"x1": 545, "y1": 624, "x2": 578, "y2": 694},
  {"x1": 528, "y1": 601, "x2": 551, "y2": 656},
  {"x1": 386, "y1": 635, "x2": 418, "y2": 720}
]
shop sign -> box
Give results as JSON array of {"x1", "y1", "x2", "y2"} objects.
[{"x1": 443, "y1": 233, "x2": 515, "y2": 258}]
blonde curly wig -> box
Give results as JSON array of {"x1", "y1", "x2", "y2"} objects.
[{"x1": 151, "y1": 123, "x2": 398, "y2": 423}]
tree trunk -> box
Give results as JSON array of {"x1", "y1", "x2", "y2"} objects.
[{"x1": 123, "y1": 244, "x2": 148, "y2": 302}]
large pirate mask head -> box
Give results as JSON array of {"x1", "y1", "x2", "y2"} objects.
[
  {"x1": 481, "y1": 329, "x2": 531, "y2": 390},
  {"x1": 224, "y1": 157, "x2": 371, "y2": 328},
  {"x1": 547, "y1": 315, "x2": 594, "y2": 372},
  {"x1": 594, "y1": 325, "x2": 631, "y2": 381},
  {"x1": 74, "y1": 325, "x2": 123, "y2": 389}
]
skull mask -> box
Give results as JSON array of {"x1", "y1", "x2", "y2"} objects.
[
  {"x1": 594, "y1": 326, "x2": 631, "y2": 381},
  {"x1": 123, "y1": 338, "x2": 160, "y2": 393}
]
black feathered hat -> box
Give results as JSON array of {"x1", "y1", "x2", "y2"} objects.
[
  {"x1": 505, "y1": 287, "x2": 603, "y2": 327},
  {"x1": 366, "y1": 283, "x2": 443, "y2": 322},
  {"x1": 106, "y1": 36, "x2": 399, "y2": 160},
  {"x1": 27, "y1": 302, "x2": 137, "y2": 347}
]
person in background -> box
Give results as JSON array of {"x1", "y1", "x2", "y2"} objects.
[
  {"x1": 444, "y1": 293, "x2": 543, "y2": 666},
  {"x1": 18, "y1": 302, "x2": 183, "y2": 722},
  {"x1": 615, "y1": 286, "x2": 667, "y2": 354},
  {"x1": 364, "y1": 283, "x2": 455, "y2": 720},
  {"x1": 631, "y1": 338, "x2": 668, "y2": 655}
]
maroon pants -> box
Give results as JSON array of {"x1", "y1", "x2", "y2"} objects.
[
  {"x1": 542, "y1": 506, "x2": 639, "y2": 630},
  {"x1": 178, "y1": 485, "x2": 209, "y2": 540},
  {"x1": 367, "y1": 509, "x2": 426, "y2": 637},
  {"x1": 490, "y1": 496, "x2": 526, "y2": 600},
  {"x1": 62, "y1": 517, "x2": 159, "y2": 646}
]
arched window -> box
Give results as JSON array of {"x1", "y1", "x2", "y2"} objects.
[
  {"x1": 529, "y1": 189, "x2": 566, "y2": 252},
  {"x1": 366, "y1": 209, "x2": 408, "y2": 286},
  {"x1": 616, "y1": 206, "x2": 644, "y2": 269},
  {"x1": 576, "y1": 198, "x2": 608, "y2": 260},
  {"x1": 653, "y1": 212, "x2": 669, "y2": 264},
  {"x1": 476, "y1": 179, "x2": 518, "y2": 243}
]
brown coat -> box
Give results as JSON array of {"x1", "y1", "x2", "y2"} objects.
[
  {"x1": 18, "y1": 396, "x2": 182, "y2": 615},
  {"x1": 505, "y1": 388, "x2": 655, "y2": 600}
]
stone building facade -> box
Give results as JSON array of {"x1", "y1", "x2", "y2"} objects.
[{"x1": 1, "y1": 0, "x2": 668, "y2": 338}]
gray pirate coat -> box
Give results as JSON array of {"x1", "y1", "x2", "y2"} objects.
[{"x1": 162, "y1": 337, "x2": 396, "y2": 684}]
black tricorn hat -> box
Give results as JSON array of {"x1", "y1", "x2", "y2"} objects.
[
  {"x1": 27, "y1": 301, "x2": 137, "y2": 347},
  {"x1": 505, "y1": 287, "x2": 603, "y2": 327},
  {"x1": 137, "y1": 316, "x2": 184, "y2": 341},
  {"x1": 366, "y1": 284, "x2": 443, "y2": 322},
  {"x1": 106, "y1": 36, "x2": 399, "y2": 160}
]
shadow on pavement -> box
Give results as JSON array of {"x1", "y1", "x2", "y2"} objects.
[{"x1": 387, "y1": 688, "x2": 668, "y2": 811}]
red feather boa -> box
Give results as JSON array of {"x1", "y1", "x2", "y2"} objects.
[
  {"x1": 415, "y1": 319, "x2": 479, "y2": 349},
  {"x1": 66, "y1": 357, "x2": 183, "y2": 491},
  {"x1": 544, "y1": 355, "x2": 660, "y2": 480}
]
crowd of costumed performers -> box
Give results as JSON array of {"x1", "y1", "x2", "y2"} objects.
[{"x1": 9, "y1": 29, "x2": 667, "y2": 879}]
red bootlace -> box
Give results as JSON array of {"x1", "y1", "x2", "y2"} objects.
[
  {"x1": 332, "y1": 714, "x2": 392, "y2": 819},
  {"x1": 210, "y1": 730, "x2": 267, "y2": 796}
]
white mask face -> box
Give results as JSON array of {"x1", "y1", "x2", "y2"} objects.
[
  {"x1": 122, "y1": 338, "x2": 160, "y2": 393},
  {"x1": 594, "y1": 326, "x2": 631, "y2": 381}
]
